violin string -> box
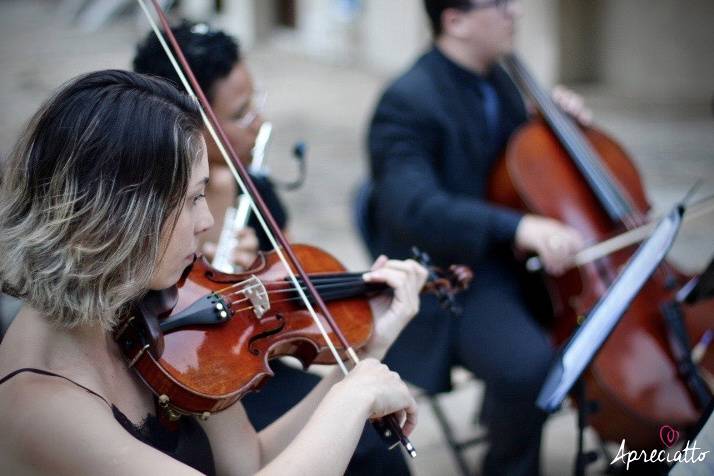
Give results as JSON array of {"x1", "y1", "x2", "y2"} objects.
[
  {"x1": 214, "y1": 271, "x2": 367, "y2": 295},
  {"x1": 229, "y1": 280, "x2": 373, "y2": 301},
  {"x1": 219, "y1": 273, "x2": 368, "y2": 298},
  {"x1": 215, "y1": 276, "x2": 263, "y2": 294},
  {"x1": 211, "y1": 272, "x2": 365, "y2": 295},
  {"x1": 224, "y1": 275, "x2": 376, "y2": 313},
  {"x1": 225, "y1": 278, "x2": 374, "y2": 307},
  {"x1": 229, "y1": 287, "x2": 373, "y2": 315}
]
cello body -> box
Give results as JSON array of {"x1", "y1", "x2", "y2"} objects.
[{"x1": 488, "y1": 56, "x2": 714, "y2": 449}]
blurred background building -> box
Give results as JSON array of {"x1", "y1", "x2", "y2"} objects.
[
  {"x1": 1, "y1": 1, "x2": 713, "y2": 474},
  {"x1": 220, "y1": 0, "x2": 714, "y2": 103}
]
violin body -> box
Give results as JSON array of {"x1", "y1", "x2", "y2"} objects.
[
  {"x1": 488, "y1": 57, "x2": 714, "y2": 450},
  {"x1": 116, "y1": 244, "x2": 472, "y2": 417},
  {"x1": 116, "y1": 245, "x2": 373, "y2": 416}
]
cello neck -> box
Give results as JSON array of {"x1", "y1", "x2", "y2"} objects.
[{"x1": 502, "y1": 54, "x2": 634, "y2": 224}]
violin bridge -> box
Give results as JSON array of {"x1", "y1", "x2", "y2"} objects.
[{"x1": 244, "y1": 275, "x2": 270, "y2": 319}]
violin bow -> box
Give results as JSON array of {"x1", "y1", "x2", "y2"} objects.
[{"x1": 136, "y1": 0, "x2": 416, "y2": 457}]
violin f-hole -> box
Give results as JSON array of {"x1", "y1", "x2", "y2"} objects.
[{"x1": 249, "y1": 314, "x2": 286, "y2": 355}]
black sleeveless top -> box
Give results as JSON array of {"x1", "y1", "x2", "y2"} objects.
[{"x1": 0, "y1": 368, "x2": 216, "y2": 475}]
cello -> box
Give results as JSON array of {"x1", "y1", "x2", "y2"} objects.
[{"x1": 488, "y1": 54, "x2": 714, "y2": 449}]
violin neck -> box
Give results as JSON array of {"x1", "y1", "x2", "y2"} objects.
[
  {"x1": 291, "y1": 273, "x2": 387, "y2": 304},
  {"x1": 502, "y1": 54, "x2": 634, "y2": 223}
]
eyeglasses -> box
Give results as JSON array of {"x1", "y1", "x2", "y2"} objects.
[
  {"x1": 235, "y1": 90, "x2": 267, "y2": 129},
  {"x1": 467, "y1": 0, "x2": 514, "y2": 13}
]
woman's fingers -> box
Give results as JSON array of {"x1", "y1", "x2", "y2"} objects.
[
  {"x1": 370, "y1": 254, "x2": 389, "y2": 271},
  {"x1": 364, "y1": 259, "x2": 427, "y2": 298}
]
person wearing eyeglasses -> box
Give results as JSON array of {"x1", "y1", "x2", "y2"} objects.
[
  {"x1": 365, "y1": 1, "x2": 591, "y2": 475},
  {"x1": 133, "y1": 22, "x2": 414, "y2": 475},
  {"x1": 134, "y1": 22, "x2": 272, "y2": 269}
]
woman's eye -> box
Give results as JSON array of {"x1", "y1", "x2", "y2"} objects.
[
  {"x1": 193, "y1": 193, "x2": 206, "y2": 204},
  {"x1": 233, "y1": 108, "x2": 248, "y2": 121}
]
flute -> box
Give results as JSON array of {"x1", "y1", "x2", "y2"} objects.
[{"x1": 212, "y1": 122, "x2": 273, "y2": 273}]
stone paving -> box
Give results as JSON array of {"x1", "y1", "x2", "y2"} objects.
[{"x1": 1, "y1": 1, "x2": 713, "y2": 475}]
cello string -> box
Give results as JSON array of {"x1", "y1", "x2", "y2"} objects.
[
  {"x1": 508, "y1": 53, "x2": 647, "y2": 293},
  {"x1": 509, "y1": 56, "x2": 633, "y2": 221}
]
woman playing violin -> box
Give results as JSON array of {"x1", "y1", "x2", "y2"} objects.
[
  {"x1": 134, "y1": 21, "x2": 417, "y2": 475},
  {"x1": 0, "y1": 70, "x2": 427, "y2": 475}
]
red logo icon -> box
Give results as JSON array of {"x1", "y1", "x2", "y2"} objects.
[{"x1": 659, "y1": 425, "x2": 680, "y2": 448}]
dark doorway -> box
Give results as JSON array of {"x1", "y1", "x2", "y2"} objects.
[{"x1": 276, "y1": 0, "x2": 297, "y2": 29}]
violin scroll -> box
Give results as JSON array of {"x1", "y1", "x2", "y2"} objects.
[{"x1": 411, "y1": 247, "x2": 473, "y2": 315}]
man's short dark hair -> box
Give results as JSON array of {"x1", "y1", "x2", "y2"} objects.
[
  {"x1": 423, "y1": 0, "x2": 474, "y2": 37},
  {"x1": 133, "y1": 22, "x2": 241, "y2": 103}
]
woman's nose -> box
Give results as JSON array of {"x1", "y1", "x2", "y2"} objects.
[{"x1": 197, "y1": 204, "x2": 215, "y2": 236}]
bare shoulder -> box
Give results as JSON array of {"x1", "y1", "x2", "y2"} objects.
[{"x1": 0, "y1": 373, "x2": 200, "y2": 475}]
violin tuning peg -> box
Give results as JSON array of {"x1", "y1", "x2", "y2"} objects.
[{"x1": 410, "y1": 246, "x2": 431, "y2": 267}]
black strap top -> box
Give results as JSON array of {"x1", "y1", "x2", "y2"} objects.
[{"x1": 0, "y1": 368, "x2": 216, "y2": 475}]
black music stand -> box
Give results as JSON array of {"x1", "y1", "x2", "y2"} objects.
[
  {"x1": 659, "y1": 255, "x2": 714, "y2": 412},
  {"x1": 536, "y1": 204, "x2": 686, "y2": 476}
]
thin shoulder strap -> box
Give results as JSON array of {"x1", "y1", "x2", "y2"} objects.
[{"x1": 0, "y1": 367, "x2": 112, "y2": 408}]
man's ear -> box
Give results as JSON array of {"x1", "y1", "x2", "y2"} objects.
[{"x1": 441, "y1": 8, "x2": 470, "y2": 39}]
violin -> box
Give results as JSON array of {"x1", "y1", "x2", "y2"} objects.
[
  {"x1": 114, "y1": 245, "x2": 472, "y2": 418},
  {"x1": 488, "y1": 54, "x2": 714, "y2": 449}
]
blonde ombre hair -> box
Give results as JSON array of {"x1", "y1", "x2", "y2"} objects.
[{"x1": 0, "y1": 70, "x2": 204, "y2": 330}]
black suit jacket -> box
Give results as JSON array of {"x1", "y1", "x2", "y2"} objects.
[{"x1": 367, "y1": 47, "x2": 531, "y2": 393}]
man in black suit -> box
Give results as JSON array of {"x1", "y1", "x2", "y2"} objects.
[{"x1": 366, "y1": 1, "x2": 589, "y2": 474}]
